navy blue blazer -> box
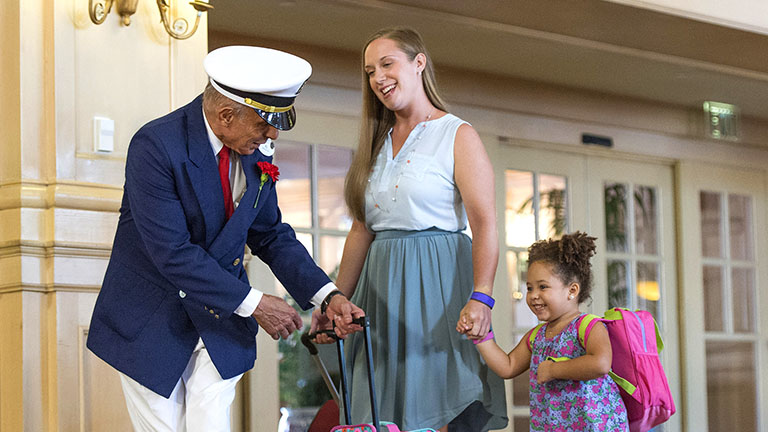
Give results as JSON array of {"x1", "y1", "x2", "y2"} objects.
[{"x1": 87, "y1": 95, "x2": 330, "y2": 398}]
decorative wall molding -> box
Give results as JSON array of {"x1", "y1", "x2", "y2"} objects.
[
  {"x1": 0, "y1": 283, "x2": 102, "y2": 294},
  {"x1": 0, "y1": 242, "x2": 112, "y2": 257},
  {"x1": 0, "y1": 180, "x2": 122, "y2": 212}
]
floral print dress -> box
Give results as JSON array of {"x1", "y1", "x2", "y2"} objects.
[{"x1": 528, "y1": 315, "x2": 629, "y2": 431}]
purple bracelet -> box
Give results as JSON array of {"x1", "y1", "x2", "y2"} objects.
[
  {"x1": 473, "y1": 330, "x2": 494, "y2": 345},
  {"x1": 470, "y1": 291, "x2": 495, "y2": 309}
]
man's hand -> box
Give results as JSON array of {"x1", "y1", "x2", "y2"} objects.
[
  {"x1": 251, "y1": 294, "x2": 303, "y2": 340},
  {"x1": 455, "y1": 299, "x2": 492, "y2": 339}
]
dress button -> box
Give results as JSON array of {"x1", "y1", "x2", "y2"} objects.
[
  {"x1": 215, "y1": 314, "x2": 220, "y2": 319},
  {"x1": 209, "y1": 309, "x2": 215, "y2": 315},
  {"x1": 233, "y1": 258, "x2": 241, "y2": 266},
  {"x1": 179, "y1": 290, "x2": 186, "y2": 298}
]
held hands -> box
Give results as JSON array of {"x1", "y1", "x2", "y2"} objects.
[
  {"x1": 251, "y1": 294, "x2": 304, "y2": 340},
  {"x1": 455, "y1": 298, "x2": 492, "y2": 340},
  {"x1": 309, "y1": 293, "x2": 365, "y2": 344}
]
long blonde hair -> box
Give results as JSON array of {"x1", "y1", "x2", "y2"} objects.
[{"x1": 344, "y1": 27, "x2": 448, "y2": 222}]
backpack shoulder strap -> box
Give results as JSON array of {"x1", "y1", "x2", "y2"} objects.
[
  {"x1": 527, "y1": 323, "x2": 546, "y2": 352},
  {"x1": 576, "y1": 313, "x2": 602, "y2": 349}
]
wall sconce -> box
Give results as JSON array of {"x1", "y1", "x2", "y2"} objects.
[
  {"x1": 89, "y1": 0, "x2": 213, "y2": 40},
  {"x1": 89, "y1": 0, "x2": 139, "y2": 26}
]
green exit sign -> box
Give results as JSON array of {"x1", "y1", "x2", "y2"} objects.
[{"x1": 703, "y1": 101, "x2": 739, "y2": 141}]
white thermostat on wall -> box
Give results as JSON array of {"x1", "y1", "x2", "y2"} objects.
[{"x1": 93, "y1": 116, "x2": 115, "y2": 153}]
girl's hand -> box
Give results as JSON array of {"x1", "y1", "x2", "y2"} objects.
[
  {"x1": 456, "y1": 300, "x2": 492, "y2": 339},
  {"x1": 536, "y1": 359, "x2": 555, "y2": 384}
]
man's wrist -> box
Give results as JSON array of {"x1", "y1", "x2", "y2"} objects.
[
  {"x1": 320, "y1": 290, "x2": 345, "y2": 315},
  {"x1": 235, "y1": 288, "x2": 264, "y2": 317}
]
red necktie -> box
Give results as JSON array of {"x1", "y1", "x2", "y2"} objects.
[{"x1": 218, "y1": 147, "x2": 234, "y2": 219}]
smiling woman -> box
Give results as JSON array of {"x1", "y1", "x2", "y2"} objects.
[{"x1": 308, "y1": 26, "x2": 508, "y2": 432}]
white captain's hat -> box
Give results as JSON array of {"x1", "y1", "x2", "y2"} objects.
[{"x1": 204, "y1": 45, "x2": 312, "y2": 131}]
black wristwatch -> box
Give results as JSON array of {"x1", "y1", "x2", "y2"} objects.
[{"x1": 320, "y1": 290, "x2": 345, "y2": 315}]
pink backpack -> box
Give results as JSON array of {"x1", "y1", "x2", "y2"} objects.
[{"x1": 531, "y1": 308, "x2": 675, "y2": 432}]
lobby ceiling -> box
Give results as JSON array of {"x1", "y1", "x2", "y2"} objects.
[{"x1": 209, "y1": 0, "x2": 768, "y2": 120}]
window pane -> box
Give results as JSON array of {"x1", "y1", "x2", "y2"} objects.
[
  {"x1": 506, "y1": 250, "x2": 523, "y2": 302},
  {"x1": 706, "y1": 341, "x2": 757, "y2": 432},
  {"x1": 636, "y1": 261, "x2": 660, "y2": 322},
  {"x1": 318, "y1": 146, "x2": 353, "y2": 230},
  {"x1": 634, "y1": 185, "x2": 658, "y2": 255},
  {"x1": 505, "y1": 170, "x2": 535, "y2": 247},
  {"x1": 700, "y1": 192, "x2": 722, "y2": 258},
  {"x1": 728, "y1": 194, "x2": 753, "y2": 261},
  {"x1": 513, "y1": 252, "x2": 537, "y2": 329},
  {"x1": 607, "y1": 260, "x2": 629, "y2": 309},
  {"x1": 732, "y1": 268, "x2": 755, "y2": 333},
  {"x1": 702, "y1": 266, "x2": 723, "y2": 332},
  {"x1": 538, "y1": 174, "x2": 567, "y2": 240},
  {"x1": 318, "y1": 235, "x2": 346, "y2": 280},
  {"x1": 295, "y1": 233, "x2": 313, "y2": 259},
  {"x1": 274, "y1": 143, "x2": 311, "y2": 228},
  {"x1": 604, "y1": 183, "x2": 628, "y2": 253}
]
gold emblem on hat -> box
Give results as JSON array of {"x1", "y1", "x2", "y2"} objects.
[{"x1": 243, "y1": 98, "x2": 292, "y2": 113}]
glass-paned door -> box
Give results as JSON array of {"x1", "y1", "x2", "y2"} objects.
[
  {"x1": 272, "y1": 141, "x2": 353, "y2": 431},
  {"x1": 587, "y1": 156, "x2": 679, "y2": 431},
  {"x1": 499, "y1": 144, "x2": 587, "y2": 430},
  {"x1": 678, "y1": 162, "x2": 767, "y2": 432},
  {"x1": 700, "y1": 191, "x2": 758, "y2": 431},
  {"x1": 603, "y1": 182, "x2": 662, "y2": 320}
]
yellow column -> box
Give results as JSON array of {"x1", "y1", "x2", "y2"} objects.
[{"x1": 0, "y1": 0, "x2": 208, "y2": 430}]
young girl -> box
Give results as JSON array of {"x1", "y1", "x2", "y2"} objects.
[{"x1": 474, "y1": 232, "x2": 629, "y2": 431}]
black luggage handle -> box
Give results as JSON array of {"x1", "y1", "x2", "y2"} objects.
[
  {"x1": 335, "y1": 316, "x2": 381, "y2": 431},
  {"x1": 301, "y1": 332, "x2": 341, "y2": 405}
]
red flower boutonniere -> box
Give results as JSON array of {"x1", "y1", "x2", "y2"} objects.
[{"x1": 254, "y1": 161, "x2": 280, "y2": 208}]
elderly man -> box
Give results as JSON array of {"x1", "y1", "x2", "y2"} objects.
[{"x1": 87, "y1": 46, "x2": 363, "y2": 432}]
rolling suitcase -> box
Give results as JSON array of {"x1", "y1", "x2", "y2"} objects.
[{"x1": 306, "y1": 316, "x2": 436, "y2": 432}]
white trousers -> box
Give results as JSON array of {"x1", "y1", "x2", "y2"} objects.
[{"x1": 119, "y1": 339, "x2": 243, "y2": 432}]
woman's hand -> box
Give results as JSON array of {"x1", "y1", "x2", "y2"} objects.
[
  {"x1": 309, "y1": 296, "x2": 365, "y2": 344},
  {"x1": 456, "y1": 299, "x2": 492, "y2": 339}
]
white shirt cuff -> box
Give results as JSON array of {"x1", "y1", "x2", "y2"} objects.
[
  {"x1": 234, "y1": 288, "x2": 264, "y2": 317},
  {"x1": 311, "y1": 282, "x2": 339, "y2": 308}
]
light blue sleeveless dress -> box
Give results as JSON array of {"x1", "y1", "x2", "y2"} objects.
[{"x1": 344, "y1": 114, "x2": 508, "y2": 431}]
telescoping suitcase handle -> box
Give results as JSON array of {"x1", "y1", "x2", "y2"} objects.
[
  {"x1": 335, "y1": 316, "x2": 381, "y2": 431},
  {"x1": 300, "y1": 332, "x2": 341, "y2": 406}
]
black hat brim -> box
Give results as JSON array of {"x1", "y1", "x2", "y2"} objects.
[{"x1": 254, "y1": 107, "x2": 296, "y2": 131}]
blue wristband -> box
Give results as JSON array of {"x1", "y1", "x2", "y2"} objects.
[{"x1": 470, "y1": 291, "x2": 495, "y2": 309}]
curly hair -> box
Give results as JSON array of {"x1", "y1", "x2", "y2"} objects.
[{"x1": 527, "y1": 231, "x2": 597, "y2": 303}]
